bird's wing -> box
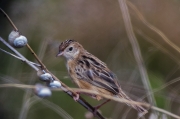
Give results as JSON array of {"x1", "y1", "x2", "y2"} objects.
[{"x1": 75, "y1": 54, "x2": 120, "y2": 95}]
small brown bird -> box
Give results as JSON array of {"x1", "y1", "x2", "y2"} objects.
[{"x1": 57, "y1": 39, "x2": 147, "y2": 114}]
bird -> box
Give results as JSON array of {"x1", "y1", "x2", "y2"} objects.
[{"x1": 56, "y1": 39, "x2": 148, "y2": 115}]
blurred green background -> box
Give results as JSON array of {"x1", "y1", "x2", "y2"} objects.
[{"x1": 0, "y1": 0, "x2": 180, "y2": 119}]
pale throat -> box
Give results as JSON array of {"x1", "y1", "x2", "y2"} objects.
[
  {"x1": 65, "y1": 49, "x2": 80, "y2": 73},
  {"x1": 66, "y1": 59, "x2": 74, "y2": 74}
]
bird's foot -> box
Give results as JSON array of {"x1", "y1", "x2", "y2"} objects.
[
  {"x1": 73, "y1": 92, "x2": 79, "y2": 101},
  {"x1": 92, "y1": 99, "x2": 111, "y2": 115},
  {"x1": 92, "y1": 106, "x2": 100, "y2": 116}
]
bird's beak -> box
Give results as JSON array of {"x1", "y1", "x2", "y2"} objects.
[{"x1": 56, "y1": 51, "x2": 63, "y2": 57}]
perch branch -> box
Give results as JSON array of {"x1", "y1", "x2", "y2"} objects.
[{"x1": 0, "y1": 37, "x2": 104, "y2": 119}]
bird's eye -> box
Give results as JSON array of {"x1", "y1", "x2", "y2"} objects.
[{"x1": 69, "y1": 47, "x2": 73, "y2": 51}]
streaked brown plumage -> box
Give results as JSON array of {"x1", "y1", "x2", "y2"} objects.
[{"x1": 57, "y1": 39, "x2": 147, "y2": 114}]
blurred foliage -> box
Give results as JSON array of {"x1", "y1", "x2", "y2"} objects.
[{"x1": 0, "y1": 0, "x2": 180, "y2": 119}]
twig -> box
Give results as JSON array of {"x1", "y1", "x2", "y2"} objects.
[
  {"x1": 26, "y1": 44, "x2": 47, "y2": 69},
  {"x1": 118, "y1": 0, "x2": 157, "y2": 107},
  {"x1": 0, "y1": 37, "x2": 105, "y2": 119},
  {"x1": 0, "y1": 48, "x2": 41, "y2": 67}
]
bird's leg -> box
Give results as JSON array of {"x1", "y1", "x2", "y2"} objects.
[
  {"x1": 93, "y1": 99, "x2": 111, "y2": 114},
  {"x1": 73, "y1": 92, "x2": 92, "y2": 100},
  {"x1": 94, "y1": 99, "x2": 111, "y2": 109},
  {"x1": 73, "y1": 92, "x2": 80, "y2": 101},
  {"x1": 73, "y1": 92, "x2": 96, "y2": 101}
]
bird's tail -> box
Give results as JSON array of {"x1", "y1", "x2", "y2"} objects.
[{"x1": 118, "y1": 90, "x2": 148, "y2": 115}]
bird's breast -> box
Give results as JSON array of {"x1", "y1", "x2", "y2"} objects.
[{"x1": 66, "y1": 60, "x2": 76, "y2": 76}]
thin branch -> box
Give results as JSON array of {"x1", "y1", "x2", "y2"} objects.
[
  {"x1": 118, "y1": 0, "x2": 157, "y2": 107},
  {"x1": 26, "y1": 44, "x2": 47, "y2": 70},
  {"x1": 0, "y1": 48, "x2": 41, "y2": 67},
  {"x1": 0, "y1": 36, "x2": 105, "y2": 119}
]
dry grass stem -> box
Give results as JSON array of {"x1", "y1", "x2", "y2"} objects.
[
  {"x1": 0, "y1": 83, "x2": 180, "y2": 118},
  {"x1": 118, "y1": 0, "x2": 156, "y2": 107}
]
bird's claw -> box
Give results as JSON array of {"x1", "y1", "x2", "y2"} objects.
[
  {"x1": 92, "y1": 107, "x2": 99, "y2": 116},
  {"x1": 73, "y1": 93, "x2": 79, "y2": 101}
]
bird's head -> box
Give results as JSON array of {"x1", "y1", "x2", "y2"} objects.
[{"x1": 56, "y1": 39, "x2": 83, "y2": 60}]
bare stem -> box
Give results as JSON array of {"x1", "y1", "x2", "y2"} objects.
[{"x1": 0, "y1": 48, "x2": 40, "y2": 67}]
